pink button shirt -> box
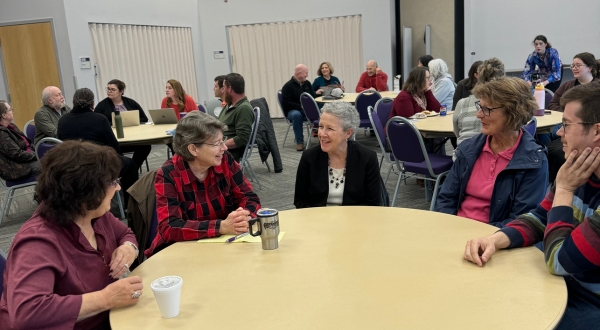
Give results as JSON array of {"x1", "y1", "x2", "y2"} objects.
[{"x1": 457, "y1": 131, "x2": 523, "y2": 223}]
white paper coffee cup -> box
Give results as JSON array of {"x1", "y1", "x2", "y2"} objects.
[{"x1": 151, "y1": 276, "x2": 183, "y2": 318}]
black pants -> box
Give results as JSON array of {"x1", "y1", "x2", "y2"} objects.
[
  {"x1": 120, "y1": 145, "x2": 151, "y2": 170},
  {"x1": 119, "y1": 155, "x2": 139, "y2": 208}
]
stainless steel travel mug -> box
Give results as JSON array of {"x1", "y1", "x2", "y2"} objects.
[{"x1": 248, "y1": 208, "x2": 280, "y2": 250}]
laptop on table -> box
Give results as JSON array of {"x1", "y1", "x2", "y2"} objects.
[
  {"x1": 148, "y1": 108, "x2": 179, "y2": 125},
  {"x1": 111, "y1": 110, "x2": 141, "y2": 127}
]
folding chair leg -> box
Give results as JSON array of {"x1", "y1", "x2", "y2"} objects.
[
  {"x1": 379, "y1": 155, "x2": 384, "y2": 169},
  {"x1": 145, "y1": 159, "x2": 150, "y2": 172},
  {"x1": 384, "y1": 165, "x2": 393, "y2": 185},
  {"x1": 391, "y1": 172, "x2": 404, "y2": 207},
  {"x1": 282, "y1": 126, "x2": 291, "y2": 147},
  {"x1": 116, "y1": 191, "x2": 126, "y2": 219},
  {"x1": 429, "y1": 174, "x2": 447, "y2": 211},
  {"x1": 5, "y1": 188, "x2": 16, "y2": 216},
  {"x1": 264, "y1": 161, "x2": 271, "y2": 172},
  {"x1": 245, "y1": 161, "x2": 261, "y2": 190}
]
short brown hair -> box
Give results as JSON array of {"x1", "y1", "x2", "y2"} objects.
[
  {"x1": 108, "y1": 79, "x2": 126, "y2": 94},
  {"x1": 173, "y1": 112, "x2": 227, "y2": 161},
  {"x1": 317, "y1": 62, "x2": 334, "y2": 76},
  {"x1": 402, "y1": 66, "x2": 429, "y2": 95},
  {"x1": 472, "y1": 77, "x2": 537, "y2": 131},
  {"x1": 36, "y1": 140, "x2": 120, "y2": 226},
  {"x1": 560, "y1": 82, "x2": 600, "y2": 132}
]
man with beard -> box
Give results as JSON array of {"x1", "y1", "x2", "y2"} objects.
[
  {"x1": 218, "y1": 73, "x2": 254, "y2": 162},
  {"x1": 34, "y1": 86, "x2": 71, "y2": 145}
]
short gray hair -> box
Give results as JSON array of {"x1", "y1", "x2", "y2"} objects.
[
  {"x1": 428, "y1": 59, "x2": 449, "y2": 82},
  {"x1": 173, "y1": 111, "x2": 227, "y2": 161},
  {"x1": 41, "y1": 89, "x2": 52, "y2": 105},
  {"x1": 321, "y1": 102, "x2": 359, "y2": 133}
]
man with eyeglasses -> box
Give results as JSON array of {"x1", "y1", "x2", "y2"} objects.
[
  {"x1": 217, "y1": 73, "x2": 254, "y2": 162},
  {"x1": 463, "y1": 82, "x2": 600, "y2": 328},
  {"x1": 34, "y1": 86, "x2": 71, "y2": 145}
]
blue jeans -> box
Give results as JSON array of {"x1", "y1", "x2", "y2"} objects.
[{"x1": 287, "y1": 110, "x2": 306, "y2": 144}]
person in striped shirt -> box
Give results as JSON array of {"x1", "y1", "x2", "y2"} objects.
[{"x1": 463, "y1": 82, "x2": 600, "y2": 329}]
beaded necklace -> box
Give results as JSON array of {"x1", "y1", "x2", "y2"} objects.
[{"x1": 328, "y1": 158, "x2": 346, "y2": 189}]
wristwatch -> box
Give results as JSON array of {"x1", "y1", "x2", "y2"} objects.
[{"x1": 123, "y1": 241, "x2": 139, "y2": 257}]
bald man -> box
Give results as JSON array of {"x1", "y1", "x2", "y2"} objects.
[
  {"x1": 34, "y1": 86, "x2": 71, "y2": 145},
  {"x1": 281, "y1": 64, "x2": 315, "y2": 151},
  {"x1": 355, "y1": 60, "x2": 388, "y2": 92}
]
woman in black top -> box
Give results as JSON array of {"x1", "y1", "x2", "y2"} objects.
[
  {"x1": 58, "y1": 88, "x2": 139, "y2": 206},
  {"x1": 95, "y1": 79, "x2": 151, "y2": 170},
  {"x1": 294, "y1": 102, "x2": 382, "y2": 208}
]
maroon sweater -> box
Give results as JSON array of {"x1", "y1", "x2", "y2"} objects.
[
  {"x1": 389, "y1": 90, "x2": 441, "y2": 119},
  {"x1": 0, "y1": 210, "x2": 137, "y2": 329}
]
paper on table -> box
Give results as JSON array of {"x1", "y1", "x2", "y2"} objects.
[{"x1": 197, "y1": 232, "x2": 286, "y2": 243}]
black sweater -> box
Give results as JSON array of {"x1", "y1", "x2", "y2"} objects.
[
  {"x1": 281, "y1": 77, "x2": 315, "y2": 116},
  {"x1": 94, "y1": 96, "x2": 148, "y2": 124},
  {"x1": 58, "y1": 106, "x2": 120, "y2": 153},
  {"x1": 294, "y1": 140, "x2": 382, "y2": 208}
]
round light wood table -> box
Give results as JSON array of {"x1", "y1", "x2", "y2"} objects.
[
  {"x1": 110, "y1": 207, "x2": 567, "y2": 329},
  {"x1": 315, "y1": 91, "x2": 399, "y2": 103},
  {"x1": 112, "y1": 123, "x2": 176, "y2": 146},
  {"x1": 413, "y1": 111, "x2": 563, "y2": 138}
]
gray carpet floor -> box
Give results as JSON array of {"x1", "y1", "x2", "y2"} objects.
[{"x1": 0, "y1": 118, "x2": 449, "y2": 253}]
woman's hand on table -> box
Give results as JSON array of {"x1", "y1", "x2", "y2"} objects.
[
  {"x1": 102, "y1": 276, "x2": 144, "y2": 309},
  {"x1": 219, "y1": 207, "x2": 251, "y2": 235},
  {"x1": 463, "y1": 232, "x2": 510, "y2": 266}
]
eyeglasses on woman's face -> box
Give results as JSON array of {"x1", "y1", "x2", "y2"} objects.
[
  {"x1": 570, "y1": 63, "x2": 587, "y2": 70},
  {"x1": 199, "y1": 136, "x2": 227, "y2": 149},
  {"x1": 106, "y1": 87, "x2": 119, "y2": 93},
  {"x1": 475, "y1": 101, "x2": 502, "y2": 116}
]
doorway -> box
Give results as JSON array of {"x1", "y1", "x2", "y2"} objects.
[{"x1": 0, "y1": 21, "x2": 61, "y2": 129}]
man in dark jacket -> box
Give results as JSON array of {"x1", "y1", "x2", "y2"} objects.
[{"x1": 281, "y1": 64, "x2": 315, "y2": 151}]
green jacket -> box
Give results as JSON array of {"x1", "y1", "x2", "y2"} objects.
[
  {"x1": 218, "y1": 97, "x2": 253, "y2": 161},
  {"x1": 33, "y1": 105, "x2": 70, "y2": 145}
]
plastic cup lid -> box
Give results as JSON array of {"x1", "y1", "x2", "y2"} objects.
[{"x1": 151, "y1": 276, "x2": 182, "y2": 292}]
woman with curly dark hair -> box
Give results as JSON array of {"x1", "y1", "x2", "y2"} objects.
[{"x1": 0, "y1": 140, "x2": 143, "y2": 329}]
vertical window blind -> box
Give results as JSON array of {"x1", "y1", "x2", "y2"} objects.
[
  {"x1": 228, "y1": 15, "x2": 363, "y2": 118},
  {"x1": 89, "y1": 23, "x2": 198, "y2": 118}
]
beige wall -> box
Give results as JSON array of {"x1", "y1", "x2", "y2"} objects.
[{"x1": 400, "y1": 0, "x2": 455, "y2": 78}]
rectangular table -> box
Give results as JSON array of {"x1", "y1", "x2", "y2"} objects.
[{"x1": 413, "y1": 111, "x2": 563, "y2": 138}]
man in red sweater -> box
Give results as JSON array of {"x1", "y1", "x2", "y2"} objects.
[{"x1": 355, "y1": 60, "x2": 388, "y2": 92}]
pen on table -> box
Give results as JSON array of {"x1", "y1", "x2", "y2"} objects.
[{"x1": 226, "y1": 232, "x2": 249, "y2": 243}]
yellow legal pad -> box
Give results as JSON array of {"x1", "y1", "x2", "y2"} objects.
[{"x1": 197, "y1": 232, "x2": 286, "y2": 243}]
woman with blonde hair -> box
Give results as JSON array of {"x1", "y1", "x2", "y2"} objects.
[
  {"x1": 436, "y1": 77, "x2": 548, "y2": 227},
  {"x1": 160, "y1": 79, "x2": 199, "y2": 118},
  {"x1": 312, "y1": 61, "x2": 344, "y2": 94}
]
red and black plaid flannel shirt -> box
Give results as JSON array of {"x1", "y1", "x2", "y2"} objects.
[{"x1": 144, "y1": 152, "x2": 260, "y2": 257}]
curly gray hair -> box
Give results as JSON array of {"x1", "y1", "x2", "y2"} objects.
[{"x1": 320, "y1": 102, "x2": 359, "y2": 133}]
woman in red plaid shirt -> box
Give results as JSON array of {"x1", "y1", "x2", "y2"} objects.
[{"x1": 145, "y1": 112, "x2": 260, "y2": 257}]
